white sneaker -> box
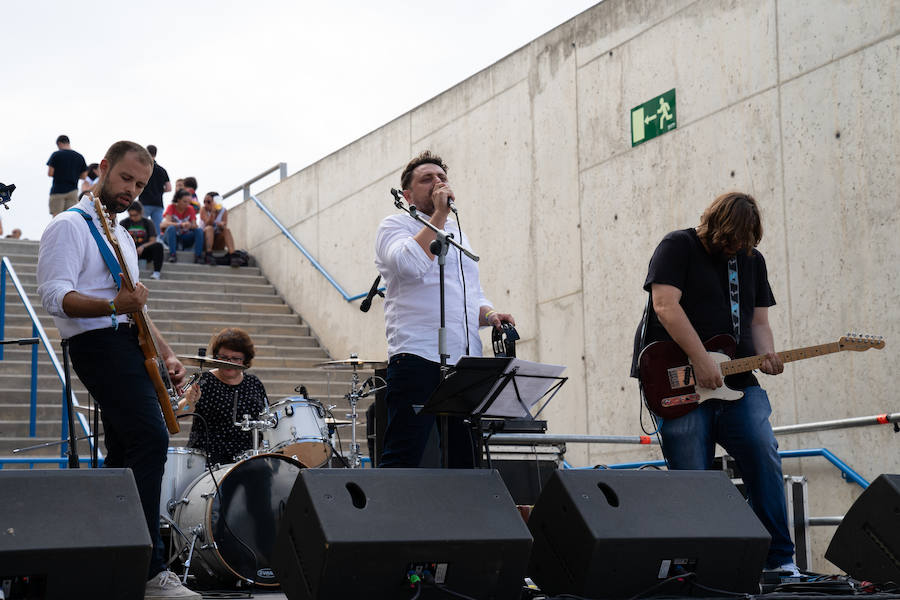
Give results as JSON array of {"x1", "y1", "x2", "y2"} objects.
[
  {"x1": 150, "y1": 271, "x2": 161, "y2": 280},
  {"x1": 765, "y1": 562, "x2": 801, "y2": 577},
  {"x1": 144, "y1": 570, "x2": 201, "y2": 599}
]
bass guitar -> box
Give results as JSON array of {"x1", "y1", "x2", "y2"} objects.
[
  {"x1": 92, "y1": 193, "x2": 180, "y2": 433},
  {"x1": 638, "y1": 333, "x2": 884, "y2": 420}
]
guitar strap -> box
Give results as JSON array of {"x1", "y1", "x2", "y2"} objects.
[
  {"x1": 68, "y1": 207, "x2": 122, "y2": 290},
  {"x1": 727, "y1": 256, "x2": 740, "y2": 339}
]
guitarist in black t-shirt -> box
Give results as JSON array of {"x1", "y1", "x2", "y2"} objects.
[{"x1": 635, "y1": 192, "x2": 798, "y2": 576}]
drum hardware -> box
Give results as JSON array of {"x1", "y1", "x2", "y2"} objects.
[{"x1": 316, "y1": 354, "x2": 387, "y2": 468}]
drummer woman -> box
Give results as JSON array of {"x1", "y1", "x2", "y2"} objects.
[{"x1": 179, "y1": 327, "x2": 269, "y2": 465}]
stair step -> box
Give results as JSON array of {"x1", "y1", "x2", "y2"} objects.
[{"x1": 0, "y1": 243, "x2": 356, "y2": 470}]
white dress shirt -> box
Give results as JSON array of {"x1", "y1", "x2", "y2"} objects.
[
  {"x1": 375, "y1": 212, "x2": 491, "y2": 364},
  {"x1": 37, "y1": 195, "x2": 139, "y2": 339}
]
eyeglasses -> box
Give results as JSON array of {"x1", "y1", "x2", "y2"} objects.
[{"x1": 214, "y1": 353, "x2": 245, "y2": 364}]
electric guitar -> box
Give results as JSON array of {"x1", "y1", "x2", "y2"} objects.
[
  {"x1": 92, "y1": 193, "x2": 180, "y2": 434},
  {"x1": 638, "y1": 333, "x2": 885, "y2": 420}
]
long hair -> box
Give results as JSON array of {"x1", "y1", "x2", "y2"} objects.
[{"x1": 696, "y1": 192, "x2": 763, "y2": 255}]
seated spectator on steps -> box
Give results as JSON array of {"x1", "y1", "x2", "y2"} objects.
[
  {"x1": 199, "y1": 192, "x2": 238, "y2": 266},
  {"x1": 6, "y1": 228, "x2": 22, "y2": 239},
  {"x1": 81, "y1": 163, "x2": 100, "y2": 194},
  {"x1": 120, "y1": 200, "x2": 164, "y2": 280},
  {"x1": 183, "y1": 176, "x2": 201, "y2": 212},
  {"x1": 161, "y1": 189, "x2": 204, "y2": 263}
]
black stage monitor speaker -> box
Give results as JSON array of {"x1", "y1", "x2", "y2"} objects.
[
  {"x1": 272, "y1": 468, "x2": 532, "y2": 600},
  {"x1": 527, "y1": 469, "x2": 771, "y2": 598},
  {"x1": 825, "y1": 473, "x2": 900, "y2": 584},
  {"x1": 0, "y1": 468, "x2": 152, "y2": 600}
]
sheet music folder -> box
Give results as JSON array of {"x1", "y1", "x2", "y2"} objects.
[{"x1": 422, "y1": 356, "x2": 567, "y2": 419}]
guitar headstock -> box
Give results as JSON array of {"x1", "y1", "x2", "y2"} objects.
[
  {"x1": 839, "y1": 333, "x2": 886, "y2": 351},
  {"x1": 90, "y1": 192, "x2": 118, "y2": 246}
]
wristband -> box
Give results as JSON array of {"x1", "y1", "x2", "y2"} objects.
[
  {"x1": 485, "y1": 309, "x2": 498, "y2": 320},
  {"x1": 109, "y1": 300, "x2": 118, "y2": 330}
]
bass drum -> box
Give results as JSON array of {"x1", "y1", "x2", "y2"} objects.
[{"x1": 173, "y1": 453, "x2": 303, "y2": 587}]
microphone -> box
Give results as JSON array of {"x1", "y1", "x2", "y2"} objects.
[
  {"x1": 360, "y1": 274, "x2": 383, "y2": 313},
  {"x1": 446, "y1": 196, "x2": 458, "y2": 214}
]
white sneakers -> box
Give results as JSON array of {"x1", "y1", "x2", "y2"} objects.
[
  {"x1": 144, "y1": 570, "x2": 201, "y2": 599},
  {"x1": 765, "y1": 562, "x2": 802, "y2": 577},
  {"x1": 150, "y1": 271, "x2": 161, "y2": 280}
]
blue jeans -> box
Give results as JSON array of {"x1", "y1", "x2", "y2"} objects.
[
  {"x1": 658, "y1": 386, "x2": 795, "y2": 567},
  {"x1": 378, "y1": 353, "x2": 475, "y2": 468},
  {"x1": 164, "y1": 226, "x2": 203, "y2": 257},
  {"x1": 69, "y1": 326, "x2": 169, "y2": 579},
  {"x1": 143, "y1": 205, "x2": 164, "y2": 237}
]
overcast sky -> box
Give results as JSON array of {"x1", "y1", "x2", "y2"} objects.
[{"x1": 1, "y1": 0, "x2": 598, "y2": 240}]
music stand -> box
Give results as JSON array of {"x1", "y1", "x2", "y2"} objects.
[{"x1": 421, "y1": 357, "x2": 567, "y2": 467}]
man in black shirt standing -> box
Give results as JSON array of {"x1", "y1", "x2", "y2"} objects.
[
  {"x1": 636, "y1": 192, "x2": 797, "y2": 575},
  {"x1": 46, "y1": 134, "x2": 87, "y2": 216},
  {"x1": 139, "y1": 144, "x2": 172, "y2": 237}
]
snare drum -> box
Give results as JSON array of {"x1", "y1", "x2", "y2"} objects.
[
  {"x1": 262, "y1": 397, "x2": 331, "y2": 467},
  {"x1": 160, "y1": 447, "x2": 207, "y2": 517},
  {"x1": 173, "y1": 453, "x2": 303, "y2": 587}
]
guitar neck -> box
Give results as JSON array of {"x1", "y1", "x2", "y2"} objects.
[{"x1": 720, "y1": 342, "x2": 842, "y2": 375}]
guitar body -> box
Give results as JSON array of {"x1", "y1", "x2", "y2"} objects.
[
  {"x1": 639, "y1": 331, "x2": 885, "y2": 420},
  {"x1": 639, "y1": 334, "x2": 741, "y2": 419}
]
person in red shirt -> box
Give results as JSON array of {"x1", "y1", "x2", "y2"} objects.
[{"x1": 160, "y1": 189, "x2": 203, "y2": 263}]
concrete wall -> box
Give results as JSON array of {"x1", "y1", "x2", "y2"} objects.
[{"x1": 231, "y1": 0, "x2": 899, "y2": 571}]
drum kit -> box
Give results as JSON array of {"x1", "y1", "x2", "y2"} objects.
[{"x1": 160, "y1": 353, "x2": 386, "y2": 588}]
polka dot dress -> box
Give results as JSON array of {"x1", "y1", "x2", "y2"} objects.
[{"x1": 187, "y1": 370, "x2": 267, "y2": 465}]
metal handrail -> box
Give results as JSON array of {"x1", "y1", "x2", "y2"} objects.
[
  {"x1": 222, "y1": 163, "x2": 288, "y2": 203},
  {"x1": 486, "y1": 411, "x2": 900, "y2": 447},
  {"x1": 0, "y1": 257, "x2": 97, "y2": 460},
  {"x1": 247, "y1": 194, "x2": 379, "y2": 302},
  {"x1": 561, "y1": 448, "x2": 869, "y2": 489}
]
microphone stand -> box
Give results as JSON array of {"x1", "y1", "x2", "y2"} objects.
[
  {"x1": 61, "y1": 338, "x2": 80, "y2": 468},
  {"x1": 391, "y1": 189, "x2": 479, "y2": 468}
]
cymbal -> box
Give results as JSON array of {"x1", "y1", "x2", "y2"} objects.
[
  {"x1": 73, "y1": 404, "x2": 98, "y2": 414},
  {"x1": 315, "y1": 358, "x2": 386, "y2": 370},
  {"x1": 177, "y1": 354, "x2": 248, "y2": 370},
  {"x1": 325, "y1": 417, "x2": 353, "y2": 426}
]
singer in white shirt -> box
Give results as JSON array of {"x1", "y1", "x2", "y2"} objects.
[{"x1": 375, "y1": 151, "x2": 514, "y2": 468}]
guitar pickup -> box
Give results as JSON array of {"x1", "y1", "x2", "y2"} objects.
[
  {"x1": 667, "y1": 366, "x2": 695, "y2": 388},
  {"x1": 661, "y1": 393, "x2": 701, "y2": 408}
]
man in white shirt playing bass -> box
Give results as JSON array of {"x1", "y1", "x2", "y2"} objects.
[
  {"x1": 375, "y1": 151, "x2": 514, "y2": 468},
  {"x1": 37, "y1": 140, "x2": 199, "y2": 599}
]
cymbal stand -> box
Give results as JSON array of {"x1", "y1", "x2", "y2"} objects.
[{"x1": 345, "y1": 357, "x2": 363, "y2": 468}]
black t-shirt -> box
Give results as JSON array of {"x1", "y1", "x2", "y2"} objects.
[
  {"x1": 640, "y1": 228, "x2": 775, "y2": 389},
  {"x1": 139, "y1": 162, "x2": 170, "y2": 207},
  {"x1": 47, "y1": 149, "x2": 88, "y2": 194},
  {"x1": 119, "y1": 216, "x2": 157, "y2": 245}
]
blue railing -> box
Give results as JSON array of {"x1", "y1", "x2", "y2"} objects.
[
  {"x1": 248, "y1": 194, "x2": 383, "y2": 303},
  {"x1": 0, "y1": 257, "x2": 98, "y2": 464},
  {"x1": 563, "y1": 447, "x2": 870, "y2": 489}
]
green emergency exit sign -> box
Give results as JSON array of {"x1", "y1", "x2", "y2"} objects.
[{"x1": 631, "y1": 89, "x2": 677, "y2": 146}]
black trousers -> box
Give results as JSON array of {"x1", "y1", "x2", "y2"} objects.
[
  {"x1": 378, "y1": 353, "x2": 475, "y2": 468},
  {"x1": 138, "y1": 241, "x2": 164, "y2": 272},
  {"x1": 69, "y1": 326, "x2": 168, "y2": 579}
]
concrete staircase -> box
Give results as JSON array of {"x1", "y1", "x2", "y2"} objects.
[{"x1": 0, "y1": 238, "x2": 366, "y2": 469}]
